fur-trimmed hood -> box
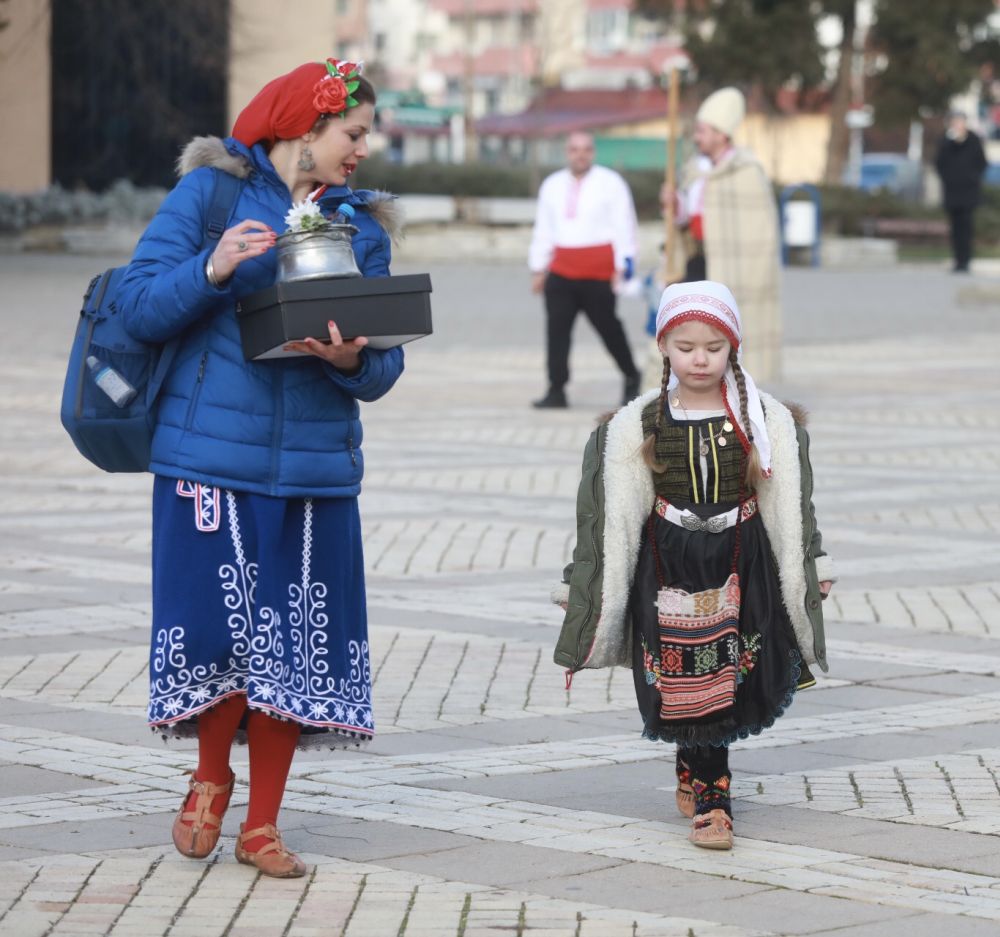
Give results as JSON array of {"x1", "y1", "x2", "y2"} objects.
[{"x1": 175, "y1": 135, "x2": 403, "y2": 243}]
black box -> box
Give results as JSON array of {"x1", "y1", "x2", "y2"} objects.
[{"x1": 236, "y1": 273, "x2": 433, "y2": 360}]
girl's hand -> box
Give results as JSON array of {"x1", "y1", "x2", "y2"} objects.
[
  {"x1": 284, "y1": 320, "x2": 368, "y2": 373},
  {"x1": 211, "y1": 220, "x2": 276, "y2": 281},
  {"x1": 819, "y1": 580, "x2": 833, "y2": 598}
]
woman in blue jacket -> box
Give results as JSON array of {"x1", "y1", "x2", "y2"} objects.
[{"x1": 117, "y1": 59, "x2": 403, "y2": 878}]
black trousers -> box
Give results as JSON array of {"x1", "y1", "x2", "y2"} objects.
[
  {"x1": 684, "y1": 253, "x2": 707, "y2": 282},
  {"x1": 677, "y1": 745, "x2": 732, "y2": 816},
  {"x1": 543, "y1": 273, "x2": 638, "y2": 391},
  {"x1": 947, "y1": 206, "x2": 975, "y2": 270}
]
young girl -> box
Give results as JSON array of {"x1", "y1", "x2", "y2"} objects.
[{"x1": 554, "y1": 280, "x2": 834, "y2": 849}]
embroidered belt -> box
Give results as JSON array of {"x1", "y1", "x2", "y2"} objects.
[{"x1": 654, "y1": 495, "x2": 757, "y2": 533}]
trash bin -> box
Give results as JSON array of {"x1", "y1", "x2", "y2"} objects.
[
  {"x1": 779, "y1": 184, "x2": 821, "y2": 266},
  {"x1": 783, "y1": 201, "x2": 817, "y2": 247}
]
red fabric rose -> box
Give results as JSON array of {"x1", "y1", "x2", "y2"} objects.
[
  {"x1": 313, "y1": 75, "x2": 349, "y2": 115},
  {"x1": 335, "y1": 60, "x2": 359, "y2": 78}
]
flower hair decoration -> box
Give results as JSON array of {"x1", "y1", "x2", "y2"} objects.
[{"x1": 312, "y1": 58, "x2": 364, "y2": 118}]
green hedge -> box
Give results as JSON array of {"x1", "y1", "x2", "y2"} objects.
[
  {"x1": 808, "y1": 184, "x2": 1000, "y2": 246},
  {"x1": 3, "y1": 162, "x2": 998, "y2": 246},
  {"x1": 356, "y1": 157, "x2": 667, "y2": 219},
  {"x1": 358, "y1": 157, "x2": 999, "y2": 244},
  {"x1": 355, "y1": 157, "x2": 535, "y2": 199},
  {"x1": 0, "y1": 180, "x2": 167, "y2": 233}
]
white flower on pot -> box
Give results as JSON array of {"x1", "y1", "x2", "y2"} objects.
[{"x1": 284, "y1": 200, "x2": 331, "y2": 233}]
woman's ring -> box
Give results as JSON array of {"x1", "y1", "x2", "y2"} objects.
[{"x1": 237, "y1": 239, "x2": 248, "y2": 252}]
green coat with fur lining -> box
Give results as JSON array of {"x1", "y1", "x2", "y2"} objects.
[{"x1": 553, "y1": 395, "x2": 832, "y2": 675}]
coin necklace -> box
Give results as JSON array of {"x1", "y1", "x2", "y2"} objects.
[{"x1": 670, "y1": 393, "x2": 733, "y2": 457}]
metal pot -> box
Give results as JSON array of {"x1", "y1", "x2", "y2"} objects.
[{"x1": 275, "y1": 224, "x2": 361, "y2": 282}]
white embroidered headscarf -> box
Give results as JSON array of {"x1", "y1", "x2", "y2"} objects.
[{"x1": 655, "y1": 280, "x2": 772, "y2": 477}]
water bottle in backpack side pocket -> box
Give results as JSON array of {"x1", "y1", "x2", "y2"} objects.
[
  {"x1": 86, "y1": 355, "x2": 138, "y2": 408},
  {"x1": 331, "y1": 202, "x2": 355, "y2": 225}
]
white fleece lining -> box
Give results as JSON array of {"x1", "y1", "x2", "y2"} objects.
[
  {"x1": 585, "y1": 390, "x2": 658, "y2": 668},
  {"x1": 584, "y1": 390, "x2": 819, "y2": 669},
  {"x1": 755, "y1": 392, "x2": 816, "y2": 665}
]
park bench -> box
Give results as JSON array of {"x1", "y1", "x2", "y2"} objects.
[{"x1": 865, "y1": 217, "x2": 949, "y2": 241}]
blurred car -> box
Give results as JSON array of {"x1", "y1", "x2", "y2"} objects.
[
  {"x1": 848, "y1": 153, "x2": 924, "y2": 201},
  {"x1": 984, "y1": 162, "x2": 1000, "y2": 187}
]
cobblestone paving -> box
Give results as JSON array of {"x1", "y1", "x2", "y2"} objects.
[
  {"x1": 0, "y1": 848, "x2": 772, "y2": 937},
  {"x1": 3, "y1": 256, "x2": 1000, "y2": 936}
]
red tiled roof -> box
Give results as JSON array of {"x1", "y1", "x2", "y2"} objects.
[{"x1": 475, "y1": 87, "x2": 672, "y2": 137}]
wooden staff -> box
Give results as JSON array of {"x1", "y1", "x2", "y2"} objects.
[{"x1": 660, "y1": 66, "x2": 681, "y2": 284}]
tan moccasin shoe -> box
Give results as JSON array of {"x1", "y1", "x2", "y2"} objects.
[
  {"x1": 675, "y1": 781, "x2": 696, "y2": 818},
  {"x1": 689, "y1": 809, "x2": 734, "y2": 850}
]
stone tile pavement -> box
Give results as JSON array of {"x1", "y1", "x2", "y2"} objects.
[{"x1": 1, "y1": 254, "x2": 1000, "y2": 936}]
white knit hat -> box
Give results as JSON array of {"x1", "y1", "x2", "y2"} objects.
[
  {"x1": 696, "y1": 87, "x2": 746, "y2": 138},
  {"x1": 656, "y1": 280, "x2": 772, "y2": 477}
]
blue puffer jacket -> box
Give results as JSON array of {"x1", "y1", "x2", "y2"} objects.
[{"x1": 117, "y1": 136, "x2": 404, "y2": 498}]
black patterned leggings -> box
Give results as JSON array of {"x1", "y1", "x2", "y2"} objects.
[{"x1": 677, "y1": 745, "x2": 732, "y2": 817}]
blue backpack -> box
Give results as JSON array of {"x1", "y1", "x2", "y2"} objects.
[{"x1": 60, "y1": 170, "x2": 241, "y2": 472}]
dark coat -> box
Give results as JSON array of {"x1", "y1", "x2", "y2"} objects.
[{"x1": 935, "y1": 132, "x2": 987, "y2": 210}]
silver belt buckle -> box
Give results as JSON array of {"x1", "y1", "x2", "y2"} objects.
[
  {"x1": 679, "y1": 511, "x2": 727, "y2": 533},
  {"x1": 680, "y1": 512, "x2": 705, "y2": 532},
  {"x1": 705, "y1": 515, "x2": 727, "y2": 533}
]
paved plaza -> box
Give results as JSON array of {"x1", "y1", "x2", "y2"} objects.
[{"x1": 1, "y1": 248, "x2": 999, "y2": 936}]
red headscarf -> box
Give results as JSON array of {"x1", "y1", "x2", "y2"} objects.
[{"x1": 231, "y1": 60, "x2": 361, "y2": 148}]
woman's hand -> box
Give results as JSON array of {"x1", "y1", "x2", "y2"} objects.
[
  {"x1": 284, "y1": 320, "x2": 368, "y2": 373},
  {"x1": 819, "y1": 580, "x2": 833, "y2": 599},
  {"x1": 211, "y1": 220, "x2": 276, "y2": 282}
]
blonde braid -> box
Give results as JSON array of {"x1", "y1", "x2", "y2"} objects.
[
  {"x1": 640, "y1": 356, "x2": 671, "y2": 472},
  {"x1": 729, "y1": 348, "x2": 762, "y2": 488}
]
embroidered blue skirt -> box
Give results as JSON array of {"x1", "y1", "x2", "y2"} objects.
[{"x1": 148, "y1": 476, "x2": 373, "y2": 749}]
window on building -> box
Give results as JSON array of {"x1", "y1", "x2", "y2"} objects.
[{"x1": 586, "y1": 9, "x2": 629, "y2": 54}]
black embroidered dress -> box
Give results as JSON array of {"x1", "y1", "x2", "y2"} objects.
[{"x1": 630, "y1": 400, "x2": 802, "y2": 748}]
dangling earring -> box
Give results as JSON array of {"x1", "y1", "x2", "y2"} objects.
[{"x1": 298, "y1": 146, "x2": 315, "y2": 172}]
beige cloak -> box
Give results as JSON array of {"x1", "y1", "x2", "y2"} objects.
[{"x1": 695, "y1": 148, "x2": 782, "y2": 381}]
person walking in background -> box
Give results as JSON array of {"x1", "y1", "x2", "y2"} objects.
[
  {"x1": 554, "y1": 280, "x2": 834, "y2": 850},
  {"x1": 529, "y1": 132, "x2": 641, "y2": 409},
  {"x1": 116, "y1": 59, "x2": 403, "y2": 878},
  {"x1": 661, "y1": 88, "x2": 781, "y2": 381},
  {"x1": 935, "y1": 110, "x2": 987, "y2": 273}
]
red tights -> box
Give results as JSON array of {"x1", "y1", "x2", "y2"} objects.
[{"x1": 187, "y1": 694, "x2": 301, "y2": 853}]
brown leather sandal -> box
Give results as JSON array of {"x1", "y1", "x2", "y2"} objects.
[
  {"x1": 689, "y1": 809, "x2": 734, "y2": 850},
  {"x1": 675, "y1": 782, "x2": 696, "y2": 818},
  {"x1": 172, "y1": 769, "x2": 235, "y2": 858},
  {"x1": 235, "y1": 823, "x2": 307, "y2": 878}
]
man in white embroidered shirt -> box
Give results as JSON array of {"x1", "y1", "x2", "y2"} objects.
[{"x1": 529, "y1": 132, "x2": 641, "y2": 409}]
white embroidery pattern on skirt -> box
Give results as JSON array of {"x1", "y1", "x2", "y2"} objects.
[{"x1": 148, "y1": 492, "x2": 372, "y2": 736}]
